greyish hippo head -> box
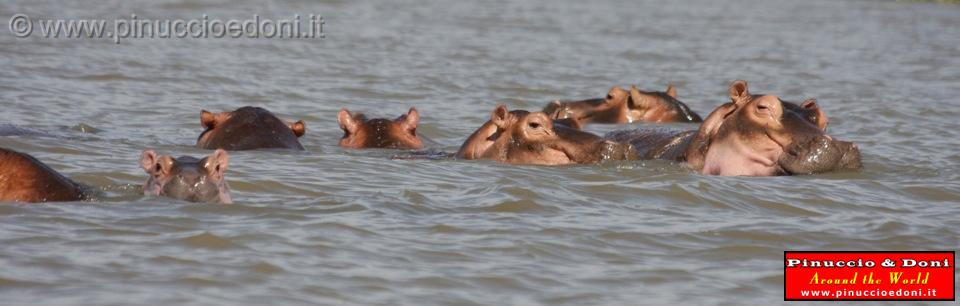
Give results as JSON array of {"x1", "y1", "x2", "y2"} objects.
[{"x1": 140, "y1": 149, "x2": 232, "y2": 203}]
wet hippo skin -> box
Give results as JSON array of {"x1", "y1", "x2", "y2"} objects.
[
  {"x1": 338, "y1": 107, "x2": 424, "y2": 149},
  {"x1": 456, "y1": 105, "x2": 635, "y2": 165},
  {"x1": 543, "y1": 84, "x2": 702, "y2": 125},
  {"x1": 197, "y1": 106, "x2": 306, "y2": 150},
  {"x1": 0, "y1": 148, "x2": 85, "y2": 203},
  {"x1": 140, "y1": 149, "x2": 232, "y2": 203},
  {"x1": 606, "y1": 80, "x2": 861, "y2": 176}
]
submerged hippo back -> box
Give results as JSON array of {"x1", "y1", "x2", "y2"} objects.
[
  {"x1": 0, "y1": 148, "x2": 85, "y2": 203},
  {"x1": 197, "y1": 106, "x2": 305, "y2": 151},
  {"x1": 605, "y1": 128, "x2": 696, "y2": 161}
]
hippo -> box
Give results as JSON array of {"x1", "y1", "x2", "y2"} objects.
[
  {"x1": 543, "y1": 85, "x2": 702, "y2": 125},
  {"x1": 197, "y1": 106, "x2": 306, "y2": 150},
  {"x1": 140, "y1": 149, "x2": 232, "y2": 203},
  {"x1": 456, "y1": 105, "x2": 635, "y2": 165},
  {"x1": 0, "y1": 148, "x2": 85, "y2": 203},
  {"x1": 606, "y1": 80, "x2": 861, "y2": 176},
  {"x1": 337, "y1": 107, "x2": 425, "y2": 149}
]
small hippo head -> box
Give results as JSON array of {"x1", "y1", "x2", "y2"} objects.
[
  {"x1": 543, "y1": 85, "x2": 702, "y2": 124},
  {"x1": 684, "y1": 80, "x2": 861, "y2": 176},
  {"x1": 337, "y1": 107, "x2": 424, "y2": 149},
  {"x1": 140, "y1": 149, "x2": 232, "y2": 203},
  {"x1": 456, "y1": 105, "x2": 635, "y2": 165},
  {"x1": 197, "y1": 106, "x2": 306, "y2": 150}
]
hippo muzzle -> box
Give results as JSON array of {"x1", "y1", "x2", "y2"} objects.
[
  {"x1": 778, "y1": 135, "x2": 862, "y2": 175},
  {"x1": 162, "y1": 168, "x2": 224, "y2": 203}
]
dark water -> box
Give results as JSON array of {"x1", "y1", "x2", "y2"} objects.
[{"x1": 1, "y1": 0, "x2": 959, "y2": 304}]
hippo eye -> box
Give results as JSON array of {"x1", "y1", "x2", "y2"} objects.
[
  {"x1": 155, "y1": 163, "x2": 161, "y2": 172},
  {"x1": 606, "y1": 94, "x2": 613, "y2": 100},
  {"x1": 528, "y1": 122, "x2": 541, "y2": 129}
]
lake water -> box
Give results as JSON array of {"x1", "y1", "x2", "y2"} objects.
[{"x1": 1, "y1": 0, "x2": 958, "y2": 304}]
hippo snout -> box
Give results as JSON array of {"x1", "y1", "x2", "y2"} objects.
[
  {"x1": 835, "y1": 140, "x2": 862, "y2": 171},
  {"x1": 163, "y1": 171, "x2": 218, "y2": 202},
  {"x1": 779, "y1": 135, "x2": 862, "y2": 175}
]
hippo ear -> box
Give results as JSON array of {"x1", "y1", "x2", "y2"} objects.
[
  {"x1": 628, "y1": 86, "x2": 652, "y2": 110},
  {"x1": 201, "y1": 110, "x2": 216, "y2": 129},
  {"x1": 338, "y1": 108, "x2": 360, "y2": 135},
  {"x1": 201, "y1": 110, "x2": 231, "y2": 130},
  {"x1": 140, "y1": 150, "x2": 158, "y2": 173},
  {"x1": 729, "y1": 80, "x2": 750, "y2": 104},
  {"x1": 491, "y1": 105, "x2": 510, "y2": 129},
  {"x1": 606, "y1": 86, "x2": 627, "y2": 105},
  {"x1": 204, "y1": 149, "x2": 229, "y2": 181},
  {"x1": 801, "y1": 98, "x2": 829, "y2": 131},
  {"x1": 543, "y1": 100, "x2": 563, "y2": 119},
  {"x1": 400, "y1": 107, "x2": 420, "y2": 132},
  {"x1": 666, "y1": 85, "x2": 677, "y2": 98},
  {"x1": 140, "y1": 150, "x2": 173, "y2": 176},
  {"x1": 288, "y1": 120, "x2": 306, "y2": 137}
]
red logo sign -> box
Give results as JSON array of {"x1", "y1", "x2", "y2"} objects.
[{"x1": 784, "y1": 251, "x2": 955, "y2": 301}]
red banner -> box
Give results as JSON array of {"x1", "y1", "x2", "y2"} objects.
[{"x1": 784, "y1": 251, "x2": 955, "y2": 301}]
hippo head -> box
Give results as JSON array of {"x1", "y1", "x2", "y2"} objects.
[
  {"x1": 684, "y1": 80, "x2": 861, "y2": 176},
  {"x1": 456, "y1": 105, "x2": 635, "y2": 165},
  {"x1": 197, "y1": 106, "x2": 306, "y2": 150},
  {"x1": 337, "y1": 107, "x2": 424, "y2": 149},
  {"x1": 543, "y1": 85, "x2": 702, "y2": 124},
  {"x1": 140, "y1": 149, "x2": 232, "y2": 203}
]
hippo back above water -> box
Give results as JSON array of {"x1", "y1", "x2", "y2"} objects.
[
  {"x1": 0, "y1": 148, "x2": 85, "y2": 203},
  {"x1": 197, "y1": 106, "x2": 306, "y2": 150}
]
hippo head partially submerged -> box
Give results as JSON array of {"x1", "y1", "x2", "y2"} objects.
[
  {"x1": 197, "y1": 106, "x2": 306, "y2": 150},
  {"x1": 337, "y1": 107, "x2": 424, "y2": 149},
  {"x1": 140, "y1": 149, "x2": 232, "y2": 203},
  {"x1": 456, "y1": 105, "x2": 634, "y2": 165},
  {"x1": 685, "y1": 80, "x2": 861, "y2": 176},
  {"x1": 543, "y1": 85, "x2": 702, "y2": 125}
]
